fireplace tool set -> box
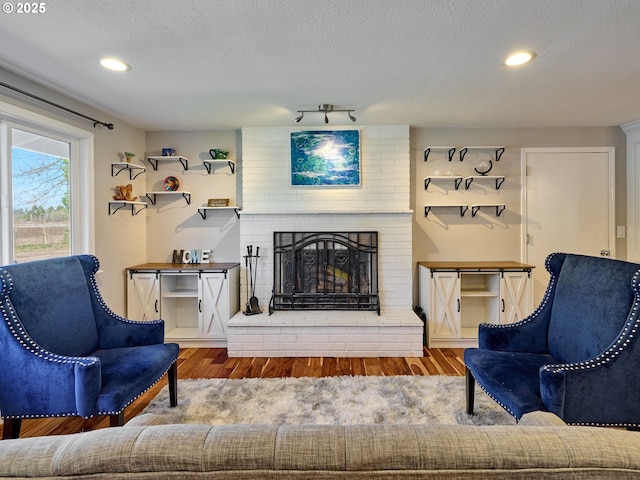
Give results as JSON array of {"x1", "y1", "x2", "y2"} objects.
[{"x1": 244, "y1": 245, "x2": 262, "y2": 315}]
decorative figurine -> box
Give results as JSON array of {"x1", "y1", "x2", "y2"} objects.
[
  {"x1": 113, "y1": 184, "x2": 137, "y2": 201},
  {"x1": 474, "y1": 159, "x2": 493, "y2": 176}
]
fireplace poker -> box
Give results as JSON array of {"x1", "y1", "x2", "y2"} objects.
[
  {"x1": 250, "y1": 246, "x2": 260, "y2": 312},
  {"x1": 244, "y1": 245, "x2": 262, "y2": 315},
  {"x1": 244, "y1": 248, "x2": 251, "y2": 314}
]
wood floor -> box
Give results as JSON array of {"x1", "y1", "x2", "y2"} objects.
[{"x1": 10, "y1": 347, "x2": 465, "y2": 439}]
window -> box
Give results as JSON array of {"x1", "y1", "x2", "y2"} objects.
[
  {"x1": 0, "y1": 102, "x2": 94, "y2": 264},
  {"x1": 11, "y1": 128, "x2": 71, "y2": 262}
]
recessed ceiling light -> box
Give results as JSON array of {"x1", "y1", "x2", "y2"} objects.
[
  {"x1": 504, "y1": 51, "x2": 537, "y2": 67},
  {"x1": 99, "y1": 57, "x2": 131, "y2": 72}
]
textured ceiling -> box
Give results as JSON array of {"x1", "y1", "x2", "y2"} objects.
[{"x1": 0, "y1": 0, "x2": 639, "y2": 131}]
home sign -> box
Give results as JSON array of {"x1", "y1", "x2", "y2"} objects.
[{"x1": 172, "y1": 249, "x2": 212, "y2": 264}]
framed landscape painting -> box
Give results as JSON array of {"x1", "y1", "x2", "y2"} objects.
[{"x1": 291, "y1": 130, "x2": 361, "y2": 186}]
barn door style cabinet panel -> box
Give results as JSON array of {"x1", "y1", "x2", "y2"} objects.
[
  {"x1": 127, "y1": 271, "x2": 160, "y2": 321},
  {"x1": 126, "y1": 263, "x2": 240, "y2": 347},
  {"x1": 418, "y1": 261, "x2": 534, "y2": 348}
]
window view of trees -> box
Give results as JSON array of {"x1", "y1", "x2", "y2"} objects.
[{"x1": 12, "y1": 129, "x2": 71, "y2": 263}]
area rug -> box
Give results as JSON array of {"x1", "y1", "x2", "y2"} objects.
[{"x1": 142, "y1": 375, "x2": 516, "y2": 426}]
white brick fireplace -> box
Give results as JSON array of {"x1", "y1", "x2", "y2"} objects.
[{"x1": 227, "y1": 125, "x2": 423, "y2": 357}]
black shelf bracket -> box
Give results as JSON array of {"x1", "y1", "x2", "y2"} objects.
[
  {"x1": 424, "y1": 147, "x2": 456, "y2": 162},
  {"x1": 203, "y1": 160, "x2": 235, "y2": 174},
  {"x1": 144, "y1": 193, "x2": 191, "y2": 206},
  {"x1": 464, "y1": 176, "x2": 505, "y2": 190},
  {"x1": 424, "y1": 205, "x2": 468, "y2": 217},
  {"x1": 111, "y1": 164, "x2": 145, "y2": 180},
  {"x1": 425, "y1": 177, "x2": 463, "y2": 190},
  {"x1": 471, "y1": 205, "x2": 506, "y2": 217},
  {"x1": 109, "y1": 202, "x2": 147, "y2": 216},
  {"x1": 197, "y1": 207, "x2": 240, "y2": 219},
  {"x1": 147, "y1": 156, "x2": 189, "y2": 171},
  {"x1": 460, "y1": 147, "x2": 505, "y2": 162}
]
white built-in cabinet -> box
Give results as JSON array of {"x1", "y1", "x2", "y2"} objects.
[
  {"x1": 126, "y1": 263, "x2": 240, "y2": 347},
  {"x1": 418, "y1": 261, "x2": 534, "y2": 348}
]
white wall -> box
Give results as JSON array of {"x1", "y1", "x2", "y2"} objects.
[{"x1": 144, "y1": 131, "x2": 240, "y2": 263}]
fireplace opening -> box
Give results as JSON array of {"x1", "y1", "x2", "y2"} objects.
[{"x1": 270, "y1": 231, "x2": 379, "y2": 314}]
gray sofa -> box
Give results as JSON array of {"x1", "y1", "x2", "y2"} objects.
[{"x1": 1, "y1": 412, "x2": 639, "y2": 479}]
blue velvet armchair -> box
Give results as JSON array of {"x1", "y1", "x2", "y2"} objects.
[
  {"x1": 0, "y1": 255, "x2": 179, "y2": 439},
  {"x1": 465, "y1": 252, "x2": 640, "y2": 428}
]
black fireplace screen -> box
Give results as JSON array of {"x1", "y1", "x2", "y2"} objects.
[{"x1": 270, "y1": 231, "x2": 379, "y2": 314}]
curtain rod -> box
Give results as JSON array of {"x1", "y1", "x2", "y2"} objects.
[{"x1": 0, "y1": 81, "x2": 114, "y2": 130}]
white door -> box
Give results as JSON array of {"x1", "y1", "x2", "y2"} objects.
[
  {"x1": 522, "y1": 148, "x2": 615, "y2": 304},
  {"x1": 127, "y1": 272, "x2": 160, "y2": 321},
  {"x1": 429, "y1": 272, "x2": 460, "y2": 341},
  {"x1": 199, "y1": 273, "x2": 228, "y2": 337},
  {"x1": 500, "y1": 272, "x2": 532, "y2": 324}
]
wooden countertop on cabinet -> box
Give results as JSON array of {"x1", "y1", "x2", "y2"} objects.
[
  {"x1": 418, "y1": 261, "x2": 534, "y2": 270},
  {"x1": 127, "y1": 263, "x2": 240, "y2": 272}
]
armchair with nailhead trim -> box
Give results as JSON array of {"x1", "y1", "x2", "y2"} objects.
[
  {"x1": 465, "y1": 252, "x2": 640, "y2": 428},
  {"x1": 0, "y1": 255, "x2": 178, "y2": 439}
]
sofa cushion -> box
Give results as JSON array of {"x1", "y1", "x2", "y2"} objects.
[
  {"x1": 548, "y1": 254, "x2": 638, "y2": 364},
  {"x1": 3, "y1": 257, "x2": 99, "y2": 356}
]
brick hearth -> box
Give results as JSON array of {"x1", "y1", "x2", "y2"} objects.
[{"x1": 227, "y1": 309, "x2": 423, "y2": 357}]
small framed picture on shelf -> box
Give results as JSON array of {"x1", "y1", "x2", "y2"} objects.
[{"x1": 207, "y1": 198, "x2": 229, "y2": 207}]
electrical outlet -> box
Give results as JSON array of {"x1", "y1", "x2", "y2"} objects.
[{"x1": 617, "y1": 226, "x2": 626, "y2": 238}]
